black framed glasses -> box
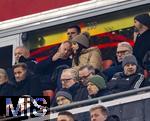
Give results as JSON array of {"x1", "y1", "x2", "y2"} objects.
[{"x1": 61, "y1": 78, "x2": 73, "y2": 83}]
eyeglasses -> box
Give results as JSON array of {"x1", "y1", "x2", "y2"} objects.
[
  {"x1": 61, "y1": 78, "x2": 73, "y2": 83},
  {"x1": 116, "y1": 50, "x2": 129, "y2": 55},
  {"x1": 79, "y1": 72, "x2": 92, "y2": 80}
]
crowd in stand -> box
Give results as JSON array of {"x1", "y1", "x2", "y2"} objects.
[
  {"x1": 57, "y1": 105, "x2": 120, "y2": 121},
  {"x1": 0, "y1": 13, "x2": 150, "y2": 120}
]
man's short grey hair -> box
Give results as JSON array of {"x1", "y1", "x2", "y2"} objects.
[
  {"x1": 62, "y1": 68, "x2": 79, "y2": 81},
  {"x1": 15, "y1": 46, "x2": 30, "y2": 57},
  {"x1": 117, "y1": 42, "x2": 133, "y2": 54}
]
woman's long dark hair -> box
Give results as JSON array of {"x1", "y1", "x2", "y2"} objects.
[{"x1": 73, "y1": 43, "x2": 87, "y2": 66}]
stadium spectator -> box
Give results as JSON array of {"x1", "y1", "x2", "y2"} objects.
[
  {"x1": 90, "y1": 105, "x2": 108, "y2": 121},
  {"x1": 0, "y1": 68, "x2": 13, "y2": 96},
  {"x1": 79, "y1": 65, "x2": 95, "y2": 86},
  {"x1": 55, "y1": 90, "x2": 73, "y2": 106},
  {"x1": 71, "y1": 32, "x2": 103, "y2": 71},
  {"x1": 35, "y1": 41, "x2": 72, "y2": 97},
  {"x1": 14, "y1": 46, "x2": 36, "y2": 73},
  {"x1": 57, "y1": 111, "x2": 75, "y2": 121},
  {"x1": 67, "y1": 25, "x2": 81, "y2": 40},
  {"x1": 7, "y1": 46, "x2": 36, "y2": 82},
  {"x1": 12, "y1": 63, "x2": 42, "y2": 96},
  {"x1": 90, "y1": 105, "x2": 120, "y2": 121},
  {"x1": 133, "y1": 13, "x2": 150, "y2": 66},
  {"x1": 60, "y1": 68, "x2": 88, "y2": 101},
  {"x1": 103, "y1": 42, "x2": 133, "y2": 81},
  {"x1": 107, "y1": 55, "x2": 145, "y2": 94},
  {"x1": 87, "y1": 75, "x2": 108, "y2": 99},
  {"x1": 79, "y1": 65, "x2": 106, "y2": 86}
]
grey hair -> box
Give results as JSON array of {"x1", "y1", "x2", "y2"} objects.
[
  {"x1": 117, "y1": 42, "x2": 133, "y2": 54},
  {"x1": 62, "y1": 68, "x2": 79, "y2": 81},
  {"x1": 0, "y1": 68, "x2": 9, "y2": 82}
]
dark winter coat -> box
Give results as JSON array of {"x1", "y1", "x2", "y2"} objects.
[
  {"x1": 12, "y1": 74, "x2": 42, "y2": 96},
  {"x1": 103, "y1": 62, "x2": 122, "y2": 81},
  {"x1": 67, "y1": 83, "x2": 88, "y2": 102},
  {"x1": 107, "y1": 72, "x2": 145, "y2": 94},
  {"x1": 35, "y1": 57, "x2": 72, "y2": 91},
  {"x1": 133, "y1": 29, "x2": 150, "y2": 66},
  {"x1": 88, "y1": 89, "x2": 110, "y2": 99},
  {"x1": 0, "y1": 82, "x2": 14, "y2": 96}
]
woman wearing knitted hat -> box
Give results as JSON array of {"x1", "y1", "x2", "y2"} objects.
[
  {"x1": 87, "y1": 75, "x2": 109, "y2": 98},
  {"x1": 71, "y1": 32, "x2": 103, "y2": 72},
  {"x1": 133, "y1": 13, "x2": 150, "y2": 66}
]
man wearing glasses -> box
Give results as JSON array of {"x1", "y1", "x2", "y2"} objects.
[
  {"x1": 60, "y1": 68, "x2": 88, "y2": 102},
  {"x1": 103, "y1": 42, "x2": 133, "y2": 81}
]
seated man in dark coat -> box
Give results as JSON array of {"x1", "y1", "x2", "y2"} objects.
[
  {"x1": 107, "y1": 55, "x2": 145, "y2": 94},
  {"x1": 103, "y1": 42, "x2": 133, "y2": 81},
  {"x1": 60, "y1": 68, "x2": 88, "y2": 102},
  {"x1": 7, "y1": 46, "x2": 36, "y2": 82},
  {"x1": 87, "y1": 75, "x2": 109, "y2": 99},
  {"x1": 12, "y1": 63, "x2": 42, "y2": 96}
]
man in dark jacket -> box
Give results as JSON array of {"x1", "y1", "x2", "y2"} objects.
[
  {"x1": 107, "y1": 55, "x2": 145, "y2": 94},
  {"x1": 133, "y1": 13, "x2": 150, "y2": 66},
  {"x1": 60, "y1": 68, "x2": 88, "y2": 102},
  {"x1": 12, "y1": 63, "x2": 42, "y2": 96},
  {"x1": 103, "y1": 42, "x2": 133, "y2": 81},
  {"x1": 7, "y1": 46, "x2": 36, "y2": 82},
  {"x1": 87, "y1": 75, "x2": 109, "y2": 99},
  {"x1": 35, "y1": 41, "x2": 73, "y2": 98}
]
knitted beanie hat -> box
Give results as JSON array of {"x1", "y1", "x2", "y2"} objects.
[
  {"x1": 71, "y1": 32, "x2": 90, "y2": 48},
  {"x1": 134, "y1": 13, "x2": 150, "y2": 28},
  {"x1": 122, "y1": 55, "x2": 138, "y2": 67},
  {"x1": 56, "y1": 91, "x2": 72, "y2": 101},
  {"x1": 88, "y1": 75, "x2": 106, "y2": 89}
]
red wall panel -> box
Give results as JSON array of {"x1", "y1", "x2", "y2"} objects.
[{"x1": 0, "y1": 0, "x2": 89, "y2": 21}]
